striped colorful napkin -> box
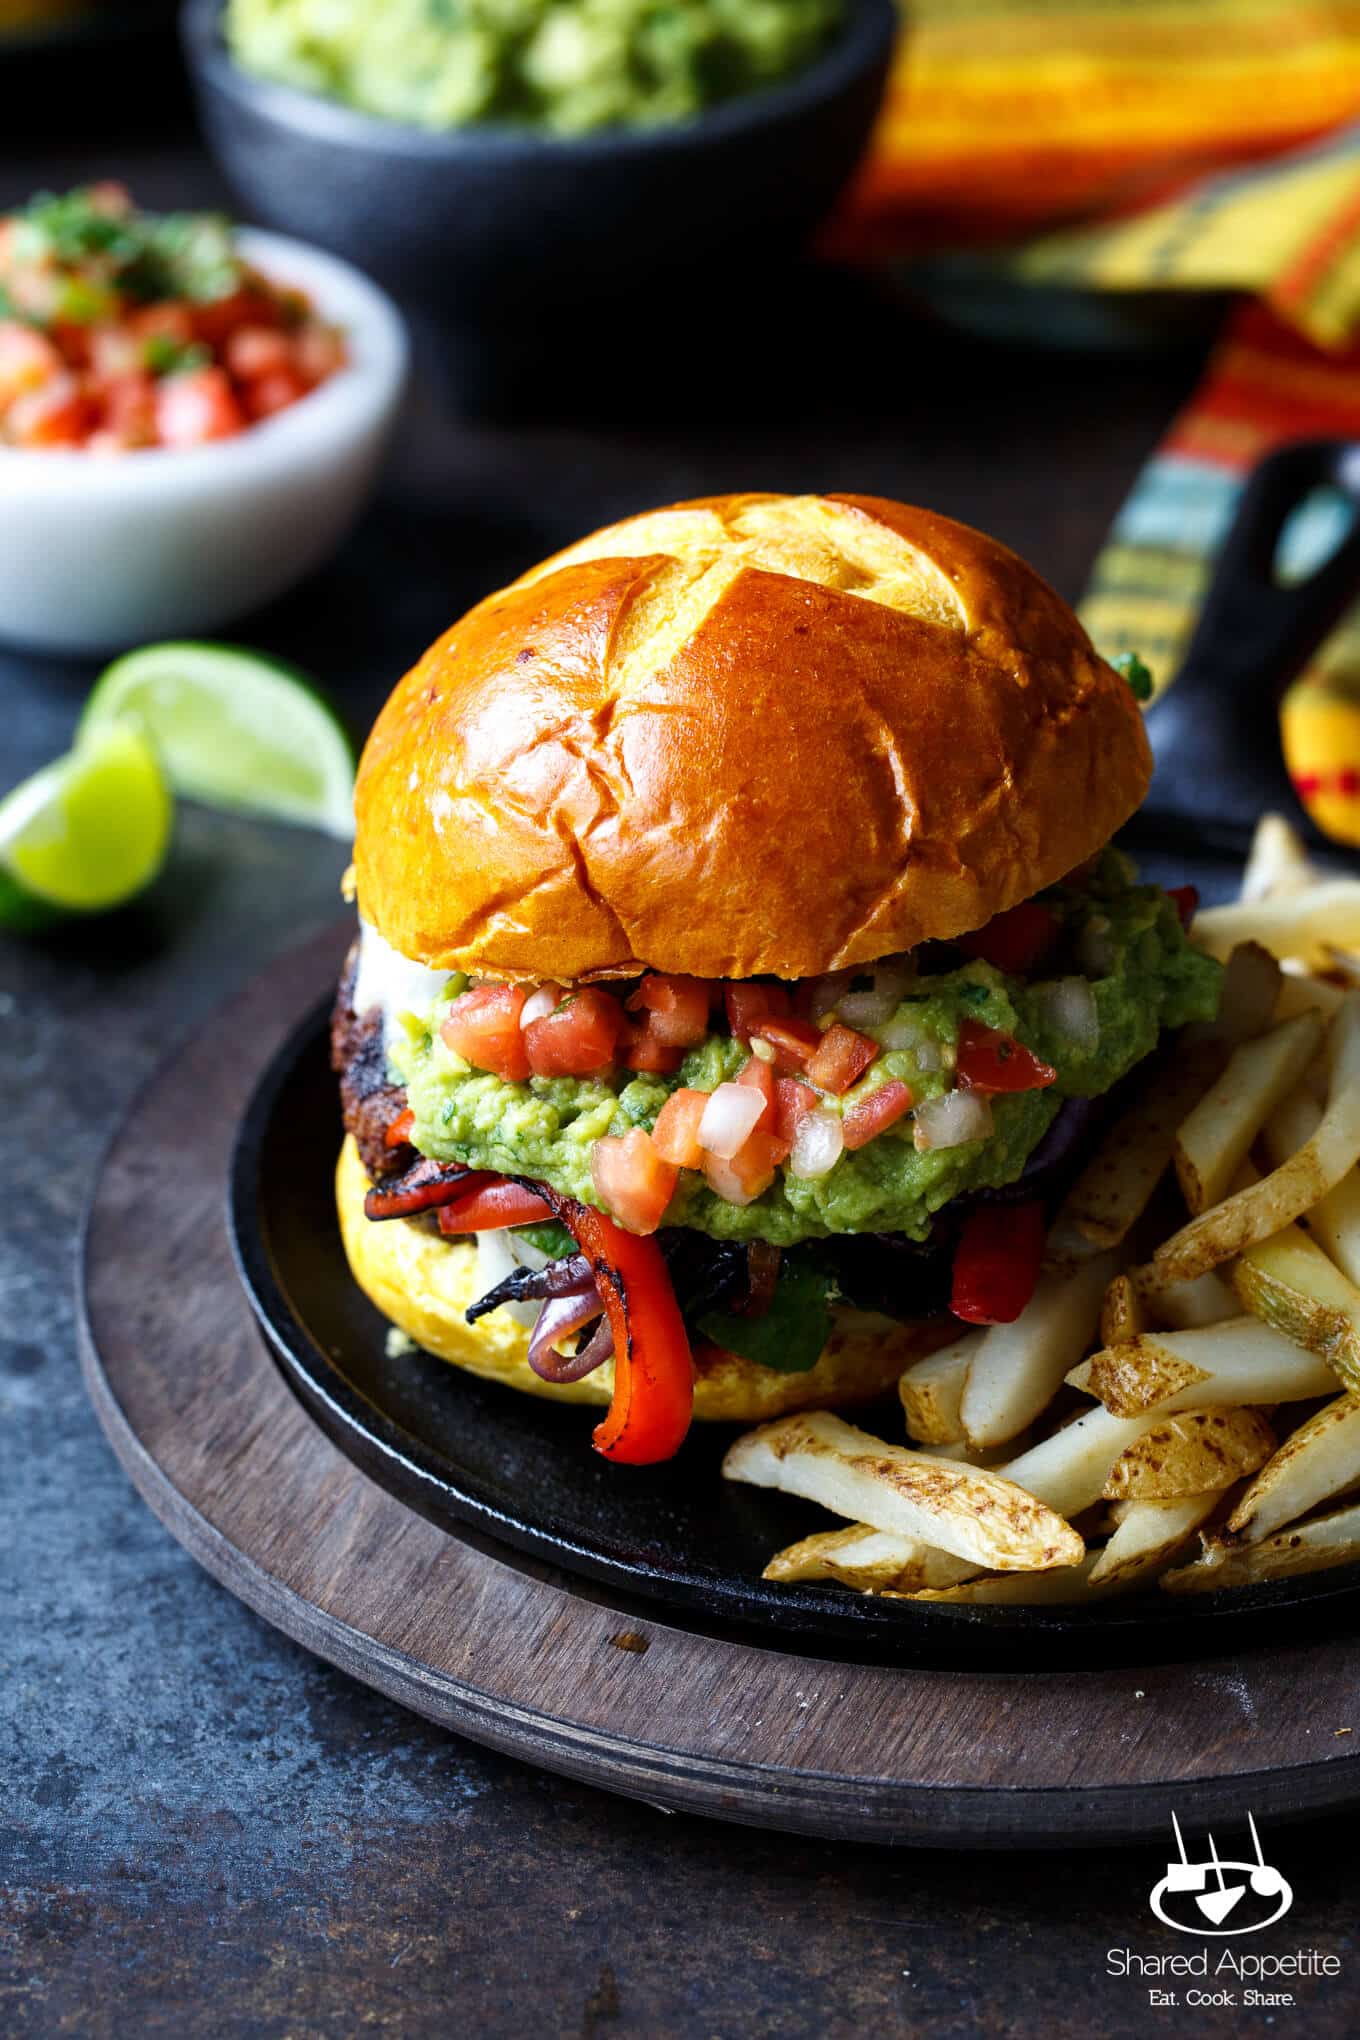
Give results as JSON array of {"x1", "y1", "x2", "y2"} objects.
[{"x1": 830, "y1": 0, "x2": 1360, "y2": 846}]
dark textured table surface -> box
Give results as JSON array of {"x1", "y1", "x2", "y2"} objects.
[{"x1": 4, "y1": 81, "x2": 1359, "y2": 2040}]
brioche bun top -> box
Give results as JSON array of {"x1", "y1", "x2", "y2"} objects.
[{"x1": 353, "y1": 493, "x2": 1151, "y2": 982}]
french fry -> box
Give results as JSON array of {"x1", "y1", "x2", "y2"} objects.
[
  {"x1": 1274, "y1": 971, "x2": 1346, "y2": 1023},
  {"x1": 1223, "y1": 1394, "x2": 1360, "y2": 1544},
  {"x1": 1050, "y1": 1045, "x2": 1222, "y2": 1253},
  {"x1": 762, "y1": 1523, "x2": 977, "y2": 1593},
  {"x1": 1149, "y1": 993, "x2": 1360, "y2": 1285},
  {"x1": 1101, "y1": 1271, "x2": 1147, "y2": 1347},
  {"x1": 1192, "y1": 883, "x2": 1360, "y2": 967},
  {"x1": 1087, "y1": 1492, "x2": 1223, "y2": 1589},
  {"x1": 1101, "y1": 1407, "x2": 1275, "y2": 1500},
  {"x1": 919, "y1": 1435, "x2": 1025, "y2": 1467},
  {"x1": 1264, "y1": 1090, "x2": 1360, "y2": 1287},
  {"x1": 1239, "y1": 813, "x2": 1315, "y2": 906},
  {"x1": 996, "y1": 1406, "x2": 1156, "y2": 1519},
  {"x1": 1173, "y1": 1013, "x2": 1323, "y2": 1214},
  {"x1": 1233, "y1": 1225, "x2": 1360, "y2": 1390},
  {"x1": 1161, "y1": 1501, "x2": 1360, "y2": 1591},
  {"x1": 959, "y1": 1254, "x2": 1114, "y2": 1449},
  {"x1": 722, "y1": 1412, "x2": 1084, "y2": 1571},
  {"x1": 1186, "y1": 941, "x2": 1281, "y2": 1044},
  {"x1": 1150, "y1": 1269, "x2": 1240, "y2": 1329},
  {"x1": 891, "y1": 1556, "x2": 1108, "y2": 1606},
  {"x1": 1069, "y1": 1319, "x2": 1338, "y2": 1417},
  {"x1": 897, "y1": 1333, "x2": 978, "y2": 1444}
]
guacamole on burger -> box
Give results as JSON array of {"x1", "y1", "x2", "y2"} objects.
[{"x1": 334, "y1": 493, "x2": 1221, "y2": 1464}]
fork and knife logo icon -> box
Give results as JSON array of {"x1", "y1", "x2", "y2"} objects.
[{"x1": 1149, "y1": 1813, "x2": 1294, "y2": 1935}]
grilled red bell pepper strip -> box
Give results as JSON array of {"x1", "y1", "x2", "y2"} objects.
[
  {"x1": 529, "y1": 1183, "x2": 693, "y2": 1463},
  {"x1": 950, "y1": 1201, "x2": 1047, "y2": 1324},
  {"x1": 1165, "y1": 884, "x2": 1199, "y2": 931},
  {"x1": 956, "y1": 900, "x2": 1060, "y2": 974},
  {"x1": 436, "y1": 1182, "x2": 554, "y2": 1233},
  {"x1": 363, "y1": 1157, "x2": 494, "y2": 1220},
  {"x1": 384, "y1": 1105, "x2": 416, "y2": 1149}
]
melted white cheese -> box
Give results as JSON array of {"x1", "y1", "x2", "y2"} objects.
[{"x1": 351, "y1": 920, "x2": 451, "y2": 1039}]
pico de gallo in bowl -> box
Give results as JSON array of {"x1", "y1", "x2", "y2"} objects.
[{"x1": 0, "y1": 182, "x2": 346, "y2": 452}]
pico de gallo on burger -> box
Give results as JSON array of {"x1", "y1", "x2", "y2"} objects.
[
  {"x1": 0, "y1": 184, "x2": 345, "y2": 451},
  {"x1": 332, "y1": 491, "x2": 1221, "y2": 1468}
]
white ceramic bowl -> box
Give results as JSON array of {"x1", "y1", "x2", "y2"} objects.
[{"x1": 0, "y1": 228, "x2": 408, "y2": 656}]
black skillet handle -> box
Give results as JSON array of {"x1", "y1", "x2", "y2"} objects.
[{"x1": 1142, "y1": 438, "x2": 1360, "y2": 840}]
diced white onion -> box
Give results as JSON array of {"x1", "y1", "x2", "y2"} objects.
[
  {"x1": 912, "y1": 1089, "x2": 994, "y2": 1151},
  {"x1": 807, "y1": 970, "x2": 854, "y2": 1022},
  {"x1": 1035, "y1": 975, "x2": 1099, "y2": 1055},
  {"x1": 698, "y1": 1082, "x2": 765, "y2": 1160},
  {"x1": 519, "y1": 987, "x2": 558, "y2": 1028},
  {"x1": 835, "y1": 955, "x2": 917, "y2": 1028},
  {"x1": 914, "y1": 1040, "x2": 944, "y2": 1072},
  {"x1": 1078, "y1": 914, "x2": 1116, "y2": 978},
  {"x1": 702, "y1": 1153, "x2": 760, "y2": 1206},
  {"x1": 789, "y1": 1109, "x2": 845, "y2": 1180}
]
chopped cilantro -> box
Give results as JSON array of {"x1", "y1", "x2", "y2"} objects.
[
  {"x1": 1113, "y1": 651, "x2": 1154, "y2": 702},
  {"x1": 698, "y1": 1253, "x2": 838, "y2": 1375},
  {"x1": 141, "y1": 334, "x2": 211, "y2": 377},
  {"x1": 514, "y1": 1221, "x2": 576, "y2": 1260}
]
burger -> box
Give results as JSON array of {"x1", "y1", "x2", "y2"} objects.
[{"x1": 332, "y1": 493, "x2": 1221, "y2": 1465}]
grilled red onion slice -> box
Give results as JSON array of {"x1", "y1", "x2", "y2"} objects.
[{"x1": 527, "y1": 1288, "x2": 613, "y2": 1383}]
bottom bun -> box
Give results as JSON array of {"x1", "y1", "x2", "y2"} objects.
[{"x1": 336, "y1": 1137, "x2": 950, "y2": 1422}]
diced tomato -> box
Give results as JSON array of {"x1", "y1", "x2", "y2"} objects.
[
  {"x1": 725, "y1": 981, "x2": 791, "y2": 1044},
  {"x1": 437, "y1": 1181, "x2": 552, "y2": 1233},
  {"x1": 7, "y1": 374, "x2": 89, "y2": 446},
  {"x1": 622, "y1": 1029, "x2": 684, "y2": 1075},
  {"x1": 751, "y1": 1015, "x2": 822, "y2": 1072},
  {"x1": 0, "y1": 321, "x2": 60, "y2": 406},
  {"x1": 384, "y1": 1106, "x2": 416, "y2": 1149},
  {"x1": 955, "y1": 1018, "x2": 1056, "y2": 1095},
  {"x1": 773, "y1": 1078, "x2": 818, "y2": 1149},
  {"x1": 191, "y1": 287, "x2": 281, "y2": 349},
  {"x1": 590, "y1": 1128, "x2": 678, "y2": 1235},
  {"x1": 951, "y1": 1202, "x2": 1046, "y2": 1325},
  {"x1": 651, "y1": 1088, "x2": 709, "y2": 1168},
  {"x1": 1166, "y1": 884, "x2": 1199, "y2": 931},
  {"x1": 957, "y1": 901, "x2": 1060, "y2": 974},
  {"x1": 736, "y1": 1053, "x2": 777, "y2": 1125},
  {"x1": 441, "y1": 983, "x2": 531, "y2": 1081},
  {"x1": 842, "y1": 1079, "x2": 914, "y2": 1151},
  {"x1": 100, "y1": 371, "x2": 157, "y2": 448},
  {"x1": 127, "y1": 302, "x2": 197, "y2": 349},
  {"x1": 224, "y1": 324, "x2": 295, "y2": 382},
  {"x1": 241, "y1": 367, "x2": 311, "y2": 421},
  {"x1": 703, "y1": 1130, "x2": 782, "y2": 1204},
  {"x1": 293, "y1": 323, "x2": 347, "y2": 385},
  {"x1": 154, "y1": 366, "x2": 246, "y2": 447},
  {"x1": 628, "y1": 972, "x2": 711, "y2": 1047},
  {"x1": 806, "y1": 1022, "x2": 879, "y2": 1095},
  {"x1": 524, "y1": 987, "x2": 626, "y2": 1077}
]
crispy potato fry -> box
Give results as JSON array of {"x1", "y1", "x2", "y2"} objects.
[
  {"x1": 1101, "y1": 1407, "x2": 1275, "y2": 1500},
  {"x1": 1161, "y1": 1501, "x2": 1360, "y2": 1591},
  {"x1": 1193, "y1": 883, "x2": 1360, "y2": 967},
  {"x1": 1239, "y1": 813, "x2": 1315, "y2": 906},
  {"x1": 1087, "y1": 1492, "x2": 1224, "y2": 1589},
  {"x1": 1187, "y1": 941, "x2": 1281, "y2": 1044},
  {"x1": 1173, "y1": 1012, "x2": 1323, "y2": 1214},
  {"x1": 919, "y1": 1436, "x2": 1025, "y2": 1467},
  {"x1": 997, "y1": 1406, "x2": 1156, "y2": 1518},
  {"x1": 1050, "y1": 1045, "x2": 1223, "y2": 1254},
  {"x1": 1150, "y1": 993, "x2": 1360, "y2": 1285},
  {"x1": 1265, "y1": 1090, "x2": 1360, "y2": 1287},
  {"x1": 959, "y1": 1254, "x2": 1114, "y2": 1449},
  {"x1": 1101, "y1": 1271, "x2": 1147, "y2": 1347},
  {"x1": 762, "y1": 1523, "x2": 977, "y2": 1593},
  {"x1": 897, "y1": 1333, "x2": 978, "y2": 1445},
  {"x1": 1274, "y1": 971, "x2": 1347, "y2": 1023},
  {"x1": 722, "y1": 1412, "x2": 1084, "y2": 1571},
  {"x1": 1234, "y1": 1224, "x2": 1360, "y2": 1389},
  {"x1": 1070, "y1": 1319, "x2": 1338, "y2": 1416},
  {"x1": 890, "y1": 1556, "x2": 1108, "y2": 1605},
  {"x1": 1150, "y1": 1269, "x2": 1240, "y2": 1329},
  {"x1": 1224, "y1": 1394, "x2": 1360, "y2": 1544}
]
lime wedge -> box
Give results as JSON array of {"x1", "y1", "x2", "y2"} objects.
[
  {"x1": 0, "y1": 726, "x2": 172, "y2": 929},
  {"x1": 80, "y1": 642, "x2": 355, "y2": 840}
]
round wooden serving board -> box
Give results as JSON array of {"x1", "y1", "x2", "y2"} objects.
[{"x1": 80, "y1": 925, "x2": 1360, "y2": 1848}]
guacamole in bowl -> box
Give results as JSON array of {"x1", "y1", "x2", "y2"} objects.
[{"x1": 224, "y1": 0, "x2": 846, "y2": 134}]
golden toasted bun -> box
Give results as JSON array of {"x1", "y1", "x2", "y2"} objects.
[
  {"x1": 336, "y1": 1137, "x2": 947, "y2": 1421},
  {"x1": 353, "y1": 493, "x2": 1150, "y2": 983}
]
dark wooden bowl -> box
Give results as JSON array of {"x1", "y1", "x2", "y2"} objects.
[{"x1": 182, "y1": 0, "x2": 896, "y2": 333}]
